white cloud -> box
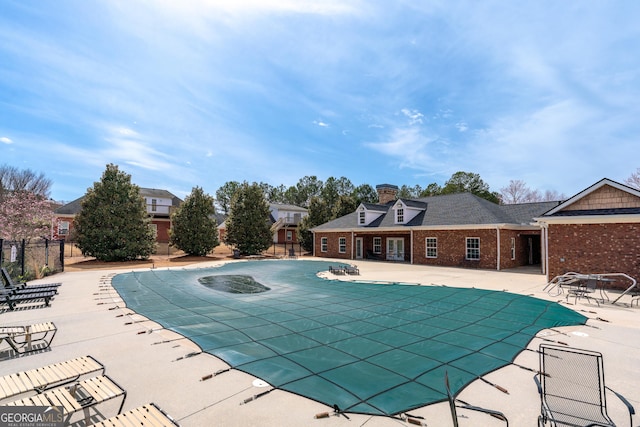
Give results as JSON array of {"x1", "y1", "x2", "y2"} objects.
[
  {"x1": 313, "y1": 120, "x2": 329, "y2": 127},
  {"x1": 455, "y1": 122, "x2": 468, "y2": 132},
  {"x1": 401, "y1": 108, "x2": 424, "y2": 125},
  {"x1": 0, "y1": 136, "x2": 12, "y2": 144},
  {"x1": 365, "y1": 127, "x2": 437, "y2": 169}
]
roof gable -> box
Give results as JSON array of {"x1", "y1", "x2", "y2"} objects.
[{"x1": 544, "y1": 178, "x2": 640, "y2": 216}]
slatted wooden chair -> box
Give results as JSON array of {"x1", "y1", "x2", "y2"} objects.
[
  {"x1": 0, "y1": 355, "x2": 104, "y2": 402},
  {"x1": 0, "y1": 322, "x2": 57, "y2": 353},
  {"x1": 4, "y1": 375, "x2": 126, "y2": 425},
  {"x1": 92, "y1": 402, "x2": 180, "y2": 426}
]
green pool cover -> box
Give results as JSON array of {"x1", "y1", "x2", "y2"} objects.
[{"x1": 111, "y1": 260, "x2": 586, "y2": 416}]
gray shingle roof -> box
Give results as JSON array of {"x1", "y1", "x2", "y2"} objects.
[
  {"x1": 313, "y1": 193, "x2": 559, "y2": 231},
  {"x1": 54, "y1": 187, "x2": 182, "y2": 215}
]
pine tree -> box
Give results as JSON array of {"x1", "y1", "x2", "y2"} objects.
[
  {"x1": 170, "y1": 186, "x2": 219, "y2": 256},
  {"x1": 223, "y1": 182, "x2": 272, "y2": 255},
  {"x1": 74, "y1": 164, "x2": 156, "y2": 261},
  {"x1": 298, "y1": 196, "x2": 331, "y2": 252}
]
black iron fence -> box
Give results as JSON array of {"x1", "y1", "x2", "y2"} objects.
[{"x1": 0, "y1": 238, "x2": 64, "y2": 283}]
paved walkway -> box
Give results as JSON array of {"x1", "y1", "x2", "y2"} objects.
[{"x1": 1, "y1": 259, "x2": 638, "y2": 426}]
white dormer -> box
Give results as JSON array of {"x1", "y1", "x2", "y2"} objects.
[
  {"x1": 392, "y1": 200, "x2": 426, "y2": 224},
  {"x1": 356, "y1": 203, "x2": 387, "y2": 226}
]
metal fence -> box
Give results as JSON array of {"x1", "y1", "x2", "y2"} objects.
[{"x1": 0, "y1": 238, "x2": 64, "y2": 283}]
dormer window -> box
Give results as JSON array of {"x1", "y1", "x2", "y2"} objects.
[
  {"x1": 396, "y1": 208, "x2": 404, "y2": 223},
  {"x1": 359, "y1": 211, "x2": 366, "y2": 225}
]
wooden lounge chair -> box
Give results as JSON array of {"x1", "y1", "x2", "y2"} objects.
[
  {"x1": 4, "y1": 375, "x2": 127, "y2": 425},
  {"x1": 1, "y1": 290, "x2": 56, "y2": 310},
  {"x1": 0, "y1": 322, "x2": 57, "y2": 354},
  {"x1": 92, "y1": 402, "x2": 180, "y2": 426},
  {"x1": 0, "y1": 355, "x2": 104, "y2": 402},
  {"x1": 1, "y1": 267, "x2": 62, "y2": 292}
]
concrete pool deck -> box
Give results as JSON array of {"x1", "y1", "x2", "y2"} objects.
[{"x1": 1, "y1": 258, "x2": 638, "y2": 426}]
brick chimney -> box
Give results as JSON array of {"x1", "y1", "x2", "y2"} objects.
[{"x1": 376, "y1": 184, "x2": 399, "y2": 205}]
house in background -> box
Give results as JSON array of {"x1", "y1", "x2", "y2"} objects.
[
  {"x1": 53, "y1": 188, "x2": 182, "y2": 243},
  {"x1": 534, "y1": 178, "x2": 640, "y2": 283},
  {"x1": 269, "y1": 203, "x2": 308, "y2": 244},
  {"x1": 217, "y1": 203, "x2": 308, "y2": 245},
  {"x1": 313, "y1": 179, "x2": 640, "y2": 284},
  {"x1": 312, "y1": 184, "x2": 558, "y2": 271}
]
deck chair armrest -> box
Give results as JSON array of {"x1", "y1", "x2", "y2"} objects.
[
  {"x1": 604, "y1": 385, "x2": 635, "y2": 426},
  {"x1": 533, "y1": 374, "x2": 542, "y2": 395},
  {"x1": 456, "y1": 401, "x2": 509, "y2": 425}
]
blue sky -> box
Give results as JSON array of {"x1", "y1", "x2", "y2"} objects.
[{"x1": 1, "y1": 1, "x2": 639, "y2": 203}]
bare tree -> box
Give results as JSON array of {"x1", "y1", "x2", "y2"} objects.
[
  {"x1": 500, "y1": 179, "x2": 566, "y2": 204},
  {"x1": 0, "y1": 165, "x2": 52, "y2": 200},
  {"x1": 543, "y1": 189, "x2": 566, "y2": 202},
  {"x1": 500, "y1": 180, "x2": 531, "y2": 204},
  {"x1": 625, "y1": 168, "x2": 640, "y2": 189}
]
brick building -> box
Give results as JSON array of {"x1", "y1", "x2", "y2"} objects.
[
  {"x1": 312, "y1": 184, "x2": 556, "y2": 271},
  {"x1": 535, "y1": 178, "x2": 640, "y2": 283},
  {"x1": 313, "y1": 179, "x2": 640, "y2": 283}
]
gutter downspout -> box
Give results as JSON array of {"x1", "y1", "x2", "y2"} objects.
[
  {"x1": 351, "y1": 231, "x2": 354, "y2": 260},
  {"x1": 410, "y1": 229, "x2": 414, "y2": 264},
  {"x1": 496, "y1": 226, "x2": 501, "y2": 271},
  {"x1": 540, "y1": 222, "x2": 549, "y2": 279}
]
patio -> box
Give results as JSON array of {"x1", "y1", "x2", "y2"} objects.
[{"x1": 1, "y1": 259, "x2": 638, "y2": 426}]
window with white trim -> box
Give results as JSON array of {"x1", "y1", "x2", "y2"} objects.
[
  {"x1": 359, "y1": 211, "x2": 366, "y2": 225},
  {"x1": 151, "y1": 199, "x2": 157, "y2": 212},
  {"x1": 321, "y1": 237, "x2": 328, "y2": 252},
  {"x1": 286, "y1": 230, "x2": 293, "y2": 241},
  {"x1": 510, "y1": 237, "x2": 516, "y2": 260},
  {"x1": 373, "y1": 237, "x2": 382, "y2": 254},
  {"x1": 396, "y1": 208, "x2": 404, "y2": 223},
  {"x1": 339, "y1": 237, "x2": 347, "y2": 253},
  {"x1": 58, "y1": 221, "x2": 69, "y2": 236},
  {"x1": 466, "y1": 237, "x2": 480, "y2": 260},
  {"x1": 425, "y1": 237, "x2": 437, "y2": 258}
]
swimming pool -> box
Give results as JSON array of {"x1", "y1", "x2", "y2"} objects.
[{"x1": 112, "y1": 260, "x2": 586, "y2": 416}]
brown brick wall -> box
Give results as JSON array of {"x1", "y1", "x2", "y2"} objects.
[
  {"x1": 548, "y1": 222, "x2": 640, "y2": 285},
  {"x1": 413, "y1": 229, "x2": 498, "y2": 269},
  {"x1": 276, "y1": 228, "x2": 298, "y2": 243},
  {"x1": 314, "y1": 232, "x2": 353, "y2": 259}
]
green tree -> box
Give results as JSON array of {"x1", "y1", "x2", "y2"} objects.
[
  {"x1": 298, "y1": 196, "x2": 332, "y2": 252},
  {"x1": 215, "y1": 181, "x2": 241, "y2": 215},
  {"x1": 332, "y1": 194, "x2": 357, "y2": 219},
  {"x1": 441, "y1": 171, "x2": 500, "y2": 204},
  {"x1": 352, "y1": 184, "x2": 378, "y2": 205},
  {"x1": 419, "y1": 182, "x2": 442, "y2": 197},
  {"x1": 223, "y1": 182, "x2": 272, "y2": 255},
  {"x1": 74, "y1": 164, "x2": 156, "y2": 261},
  {"x1": 398, "y1": 184, "x2": 423, "y2": 199},
  {"x1": 284, "y1": 176, "x2": 323, "y2": 207},
  {"x1": 170, "y1": 186, "x2": 219, "y2": 256}
]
